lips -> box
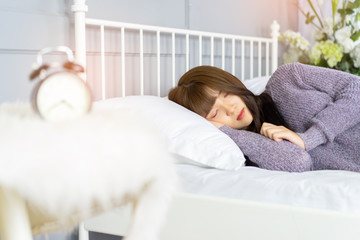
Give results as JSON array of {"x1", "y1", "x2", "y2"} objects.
[{"x1": 237, "y1": 109, "x2": 245, "y2": 120}]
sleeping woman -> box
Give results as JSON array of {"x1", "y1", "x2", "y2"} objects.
[{"x1": 168, "y1": 63, "x2": 360, "y2": 172}]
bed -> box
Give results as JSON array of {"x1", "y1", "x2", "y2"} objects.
[{"x1": 70, "y1": 0, "x2": 360, "y2": 239}]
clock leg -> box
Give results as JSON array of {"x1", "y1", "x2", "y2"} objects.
[{"x1": 0, "y1": 187, "x2": 32, "y2": 240}]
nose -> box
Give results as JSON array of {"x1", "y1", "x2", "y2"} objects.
[{"x1": 225, "y1": 105, "x2": 235, "y2": 116}]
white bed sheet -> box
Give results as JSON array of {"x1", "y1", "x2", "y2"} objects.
[{"x1": 176, "y1": 163, "x2": 360, "y2": 214}]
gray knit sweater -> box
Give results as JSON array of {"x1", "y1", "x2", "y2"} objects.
[{"x1": 220, "y1": 63, "x2": 360, "y2": 172}]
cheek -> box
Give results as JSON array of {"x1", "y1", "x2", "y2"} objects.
[
  {"x1": 216, "y1": 114, "x2": 232, "y2": 126},
  {"x1": 247, "y1": 109, "x2": 254, "y2": 121}
]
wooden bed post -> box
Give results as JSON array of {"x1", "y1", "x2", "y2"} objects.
[
  {"x1": 71, "y1": 0, "x2": 88, "y2": 80},
  {"x1": 271, "y1": 20, "x2": 280, "y2": 74}
]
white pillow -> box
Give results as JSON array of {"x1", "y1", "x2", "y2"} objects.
[
  {"x1": 243, "y1": 76, "x2": 270, "y2": 95},
  {"x1": 94, "y1": 96, "x2": 246, "y2": 170}
]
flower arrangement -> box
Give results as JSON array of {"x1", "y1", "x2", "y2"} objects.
[{"x1": 279, "y1": 0, "x2": 360, "y2": 75}]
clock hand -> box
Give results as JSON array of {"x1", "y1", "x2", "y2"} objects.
[
  {"x1": 61, "y1": 100, "x2": 74, "y2": 110},
  {"x1": 46, "y1": 100, "x2": 74, "y2": 113}
]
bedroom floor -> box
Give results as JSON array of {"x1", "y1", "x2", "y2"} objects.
[
  {"x1": 89, "y1": 232, "x2": 122, "y2": 240},
  {"x1": 0, "y1": 229, "x2": 120, "y2": 240}
]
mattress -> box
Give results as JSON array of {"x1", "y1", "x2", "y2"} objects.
[{"x1": 176, "y1": 163, "x2": 360, "y2": 214}]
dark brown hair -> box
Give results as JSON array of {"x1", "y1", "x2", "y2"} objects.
[{"x1": 168, "y1": 65, "x2": 287, "y2": 133}]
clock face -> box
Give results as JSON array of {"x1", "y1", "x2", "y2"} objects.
[{"x1": 35, "y1": 72, "x2": 92, "y2": 121}]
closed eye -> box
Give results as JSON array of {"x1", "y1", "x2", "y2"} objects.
[
  {"x1": 209, "y1": 109, "x2": 218, "y2": 119},
  {"x1": 213, "y1": 110, "x2": 218, "y2": 118}
]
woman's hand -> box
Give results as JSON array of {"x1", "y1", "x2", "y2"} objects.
[{"x1": 260, "y1": 122, "x2": 306, "y2": 150}]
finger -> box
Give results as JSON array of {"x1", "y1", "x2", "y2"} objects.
[
  {"x1": 262, "y1": 126, "x2": 288, "y2": 141},
  {"x1": 260, "y1": 122, "x2": 273, "y2": 136},
  {"x1": 261, "y1": 124, "x2": 273, "y2": 138},
  {"x1": 271, "y1": 131, "x2": 289, "y2": 142},
  {"x1": 261, "y1": 124, "x2": 306, "y2": 149},
  {"x1": 271, "y1": 130, "x2": 304, "y2": 149},
  {"x1": 269, "y1": 130, "x2": 285, "y2": 141},
  {"x1": 260, "y1": 122, "x2": 279, "y2": 134},
  {"x1": 261, "y1": 124, "x2": 283, "y2": 139}
]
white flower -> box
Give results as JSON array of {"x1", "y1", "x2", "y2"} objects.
[
  {"x1": 345, "y1": 15, "x2": 352, "y2": 24},
  {"x1": 335, "y1": 26, "x2": 354, "y2": 53},
  {"x1": 313, "y1": 29, "x2": 325, "y2": 41},
  {"x1": 309, "y1": 46, "x2": 322, "y2": 64},
  {"x1": 350, "y1": 45, "x2": 360, "y2": 67},
  {"x1": 342, "y1": 38, "x2": 355, "y2": 53},
  {"x1": 283, "y1": 47, "x2": 303, "y2": 64},
  {"x1": 293, "y1": 0, "x2": 360, "y2": 74},
  {"x1": 323, "y1": 18, "x2": 334, "y2": 36},
  {"x1": 354, "y1": 24, "x2": 360, "y2": 32},
  {"x1": 334, "y1": 13, "x2": 342, "y2": 25},
  {"x1": 313, "y1": 18, "x2": 334, "y2": 41},
  {"x1": 281, "y1": 30, "x2": 310, "y2": 51}
]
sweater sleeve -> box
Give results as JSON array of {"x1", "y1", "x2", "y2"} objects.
[
  {"x1": 219, "y1": 125, "x2": 312, "y2": 172},
  {"x1": 269, "y1": 63, "x2": 360, "y2": 151}
]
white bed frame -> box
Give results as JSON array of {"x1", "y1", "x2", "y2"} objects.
[
  {"x1": 72, "y1": 0, "x2": 279, "y2": 100},
  {"x1": 71, "y1": 1, "x2": 360, "y2": 240}
]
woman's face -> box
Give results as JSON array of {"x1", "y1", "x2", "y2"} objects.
[{"x1": 205, "y1": 91, "x2": 253, "y2": 129}]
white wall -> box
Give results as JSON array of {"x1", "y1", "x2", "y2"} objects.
[
  {"x1": 0, "y1": 0, "x2": 71, "y2": 103},
  {"x1": 189, "y1": 0, "x2": 297, "y2": 37},
  {"x1": 85, "y1": 0, "x2": 186, "y2": 28},
  {"x1": 0, "y1": 0, "x2": 298, "y2": 103},
  {"x1": 85, "y1": 0, "x2": 297, "y2": 37}
]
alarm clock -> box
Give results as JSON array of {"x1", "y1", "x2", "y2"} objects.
[{"x1": 30, "y1": 46, "x2": 92, "y2": 121}]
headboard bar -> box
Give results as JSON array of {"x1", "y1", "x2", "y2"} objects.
[
  {"x1": 73, "y1": 1, "x2": 280, "y2": 100},
  {"x1": 271, "y1": 21, "x2": 280, "y2": 74},
  {"x1": 85, "y1": 18, "x2": 275, "y2": 43},
  {"x1": 71, "y1": 0, "x2": 88, "y2": 75},
  {"x1": 100, "y1": 25, "x2": 106, "y2": 100}
]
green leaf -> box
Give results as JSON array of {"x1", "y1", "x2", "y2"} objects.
[
  {"x1": 337, "y1": 8, "x2": 348, "y2": 25},
  {"x1": 355, "y1": 0, "x2": 360, "y2": 8},
  {"x1": 351, "y1": 31, "x2": 360, "y2": 41},
  {"x1": 336, "y1": 56, "x2": 351, "y2": 72},
  {"x1": 306, "y1": 15, "x2": 315, "y2": 24},
  {"x1": 337, "y1": 9, "x2": 346, "y2": 15},
  {"x1": 332, "y1": 0, "x2": 340, "y2": 19},
  {"x1": 307, "y1": 0, "x2": 324, "y2": 28},
  {"x1": 355, "y1": 12, "x2": 360, "y2": 22},
  {"x1": 355, "y1": 69, "x2": 360, "y2": 76},
  {"x1": 345, "y1": 8, "x2": 354, "y2": 15},
  {"x1": 348, "y1": 0, "x2": 360, "y2": 9}
]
